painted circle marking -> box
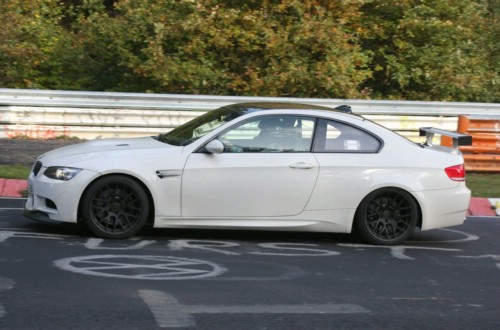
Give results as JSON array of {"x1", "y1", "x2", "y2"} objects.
[
  {"x1": 411, "y1": 228, "x2": 479, "y2": 244},
  {"x1": 54, "y1": 255, "x2": 226, "y2": 280},
  {"x1": 0, "y1": 277, "x2": 15, "y2": 292}
]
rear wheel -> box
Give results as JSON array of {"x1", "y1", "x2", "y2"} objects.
[
  {"x1": 81, "y1": 175, "x2": 149, "y2": 239},
  {"x1": 355, "y1": 188, "x2": 418, "y2": 245}
]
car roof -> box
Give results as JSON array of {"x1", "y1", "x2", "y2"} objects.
[{"x1": 222, "y1": 102, "x2": 359, "y2": 117}]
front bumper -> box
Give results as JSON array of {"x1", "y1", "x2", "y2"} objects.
[
  {"x1": 24, "y1": 167, "x2": 100, "y2": 223},
  {"x1": 23, "y1": 209, "x2": 61, "y2": 224}
]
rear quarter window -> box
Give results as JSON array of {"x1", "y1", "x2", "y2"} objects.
[{"x1": 313, "y1": 119, "x2": 382, "y2": 153}]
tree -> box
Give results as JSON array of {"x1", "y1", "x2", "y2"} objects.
[
  {"x1": 69, "y1": 0, "x2": 370, "y2": 97},
  {"x1": 360, "y1": 0, "x2": 500, "y2": 101},
  {"x1": 0, "y1": 0, "x2": 90, "y2": 89},
  {"x1": 0, "y1": 0, "x2": 498, "y2": 101}
]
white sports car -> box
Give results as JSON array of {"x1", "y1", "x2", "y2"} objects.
[{"x1": 24, "y1": 102, "x2": 472, "y2": 245}]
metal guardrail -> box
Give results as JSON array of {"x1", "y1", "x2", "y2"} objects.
[
  {"x1": 1, "y1": 88, "x2": 499, "y2": 140},
  {"x1": 2, "y1": 88, "x2": 500, "y2": 114}
]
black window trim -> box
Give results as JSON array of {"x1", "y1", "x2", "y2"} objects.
[
  {"x1": 311, "y1": 118, "x2": 384, "y2": 154},
  {"x1": 196, "y1": 114, "x2": 384, "y2": 154},
  {"x1": 196, "y1": 114, "x2": 318, "y2": 153}
]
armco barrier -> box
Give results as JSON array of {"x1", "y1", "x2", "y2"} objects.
[
  {"x1": 1, "y1": 88, "x2": 500, "y2": 141},
  {"x1": 442, "y1": 115, "x2": 500, "y2": 172}
]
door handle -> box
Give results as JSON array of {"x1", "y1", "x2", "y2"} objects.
[{"x1": 289, "y1": 162, "x2": 314, "y2": 169}]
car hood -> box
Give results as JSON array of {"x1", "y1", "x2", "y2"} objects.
[{"x1": 37, "y1": 137, "x2": 181, "y2": 166}]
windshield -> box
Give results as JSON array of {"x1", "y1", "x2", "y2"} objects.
[{"x1": 157, "y1": 105, "x2": 249, "y2": 146}]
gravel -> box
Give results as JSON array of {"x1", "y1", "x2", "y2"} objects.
[{"x1": 0, "y1": 139, "x2": 84, "y2": 165}]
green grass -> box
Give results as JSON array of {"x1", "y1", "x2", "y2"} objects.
[
  {"x1": 467, "y1": 172, "x2": 500, "y2": 198},
  {"x1": 0, "y1": 165, "x2": 31, "y2": 180},
  {"x1": 0, "y1": 164, "x2": 498, "y2": 198}
]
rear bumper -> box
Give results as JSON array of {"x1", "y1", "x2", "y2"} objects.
[{"x1": 416, "y1": 184, "x2": 471, "y2": 231}]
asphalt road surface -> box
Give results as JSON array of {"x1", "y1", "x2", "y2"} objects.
[{"x1": 1, "y1": 198, "x2": 499, "y2": 330}]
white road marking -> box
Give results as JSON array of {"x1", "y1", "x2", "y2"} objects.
[
  {"x1": 411, "y1": 228, "x2": 479, "y2": 244},
  {"x1": 0, "y1": 277, "x2": 15, "y2": 320},
  {"x1": 167, "y1": 240, "x2": 340, "y2": 256},
  {"x1": 186, "y1": 304, "x2": 369, "y2": 313},
  {"x1": 389, "y1": 246, "x2": 415, "y2": 260},
  {"x1": 456, "y1": 254, "x2": 500, "y2": 271},
  {"x1": 54, "y1": 255, "x2": 227, "y2": 280},
  {"x1": 0, "y1": 227, "x2": 485, "y2": 263},
  {"x1": 338, "y1": 244, "x2": 460, "y2": 260},
  {"x1": 0, "y1": 231, "x2": 15, "y2": 243},
  {"x1": 139, "y1": 290, "x2": 195, "y2": 328},
  {"x1": 251, "y1": 243, "x2": 340, "y2": 256},
  {"x1": 84, "y1": 238, "x2": 157, "y2": 250},
  {"x1": 0, "y1": 230, "x2": 70, "y2": 243},
  {"x1": 139, "y1": 290, "x2": 370, "y2": 328},
  {"x1": 0, "y1": 228, "x2": 37, "y2": 230},
  {"x1": 168, "y1": 240, "x2": 241, "y2": 255},
  {"x1": 205, "y1": 261, "x2": 307, "y2": 281},
  {"x1": 0, "y1": 277, "x2": 15, "y2": 291}
]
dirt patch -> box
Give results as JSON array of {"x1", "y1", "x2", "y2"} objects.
[{"x1": 0, "y1": 139, "x2": 84, "y2": 165}]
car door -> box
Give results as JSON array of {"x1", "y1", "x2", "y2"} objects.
[
  {"x1": 182, "y1": 115, "x2": 319, "y2": 217},
  {"x1": 306, "y1": 118, "x2": 383, "y2": 212}
]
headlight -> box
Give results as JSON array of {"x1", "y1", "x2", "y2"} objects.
[{"x1": 43, "y1": 167, "x2": 82, "y2": 181}]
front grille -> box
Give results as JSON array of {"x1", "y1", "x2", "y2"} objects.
[{"x1": 32, "y1": 161, "x2": 42, "y2": 176}]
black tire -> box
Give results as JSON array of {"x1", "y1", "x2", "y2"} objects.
[
  {"x1": 81, "y1": 175, "x2": 149, "y2": 239},
  {"x1": 355, "y1": 188, "x2": 418, "y2": 245}
]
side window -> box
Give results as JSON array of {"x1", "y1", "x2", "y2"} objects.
[
  {"x1": 219, "y1": 115, "x2": 315, "y2": 153},
  {"x1": 313, "y1": 119, "x2": 381, "y2": 153}
]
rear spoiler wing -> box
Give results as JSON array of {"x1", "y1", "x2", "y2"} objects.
[{"x1": 419, "y1": 127, "x2": 472, "y2": 154}]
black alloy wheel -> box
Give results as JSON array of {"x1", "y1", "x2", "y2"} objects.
[
  {"x1": 355, "y1": 188, "x2": 419, "y2": 245},
  {"x1": 81, "y1": 175, "x2": 149, "y2": 239}
]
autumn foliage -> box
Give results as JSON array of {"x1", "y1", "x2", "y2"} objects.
[{"x1": 1, "y1": 0, "x2": 499, "y2": 102}]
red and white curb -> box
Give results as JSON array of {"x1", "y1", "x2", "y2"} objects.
[
  {"x1": 0, "y1": 178, "x2": 499, "y2": 217},
  {"x1": 489, "y1": 198, "x2": 500, "y2": 216},
  {"x1": 467, "y1": 197, "x2": 500, "y2": 216},
  {"x1": 0, "y1": 179, "x2": 27, "y2": 198}
]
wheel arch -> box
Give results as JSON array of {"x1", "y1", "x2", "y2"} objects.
[
  {"x1": 77, "y1": 173, "x2": 155, "y2": 226},
  {"x1": 353, "y1": 186, "x2": 423, "y2": 230}
]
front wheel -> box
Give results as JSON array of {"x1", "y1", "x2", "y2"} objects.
[
  {"x1": 355, "y1": 188, "x2": 419, "y2": 245},
  {"x1": 81, "y1": 175, "x2": 149, "y2": 239}
]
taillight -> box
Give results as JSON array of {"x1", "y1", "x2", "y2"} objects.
[{"x1": 445, "y1": 164, "x2": 465, "y2": 181}]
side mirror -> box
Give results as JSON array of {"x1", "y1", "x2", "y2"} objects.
[{"x1": 205, "y1": 139, "x2": 224, "y2": 154}]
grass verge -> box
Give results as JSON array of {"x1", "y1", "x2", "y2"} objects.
[
  {"x1": 0, "y1": 164, "x2": 498, "y2": 198},
  {"x1": 466, "y1": 172, "x2": 500, "y2": 198},
  {"x1": 0, "y1": 165, "x2": 31, "y2": 180}
]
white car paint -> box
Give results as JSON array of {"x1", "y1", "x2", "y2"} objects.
[
  {"x1": 24, "y1": 103, "x2": 471, "y2": 244},
  {"x1": 182, "y1": 152, "x2": 319, "y2": 217}
]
